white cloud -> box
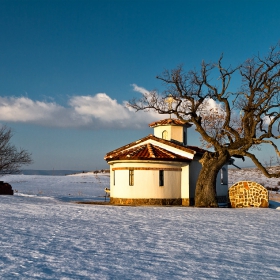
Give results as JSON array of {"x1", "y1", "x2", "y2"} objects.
[
  {"x1": 195, "y1": 98, "x2": 225, "y2": 117},
  {"x1": 131, "y1": 84, "x2": 150, "y2": 96},
  {"x1": 0, "y1": 90, "x2": 159, "y2": 129},
  {"x1": 132, "y1": 83, "x2": 224, "y2": 118},
  {"x1": 69, "y1": 94, "x2": 130, "y2": 122},
  {"x1": 0, "y1": 96, "x2": 66, "y2": 123}
]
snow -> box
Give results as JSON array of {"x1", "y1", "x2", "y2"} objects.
[{"x1": 1, "y1": 173, "x2": 280, "y2": 279}]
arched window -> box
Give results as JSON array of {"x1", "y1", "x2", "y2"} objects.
[{"x1": 162, "y1": 130, "x2": 168, "y2": 140}]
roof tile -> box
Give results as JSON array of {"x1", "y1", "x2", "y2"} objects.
[
  {"x1": 105, "y1": 134, "x2": 197, "y2": 158},
  {"x1": 105, "y1": 143, "x2": 192, "y2": 162},
  {"x1": 149, "y1": 118, "x2": 192, "y2": 128}
]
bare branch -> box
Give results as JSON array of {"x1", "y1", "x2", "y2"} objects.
[
  {"x1": 245, "y1": 151, "x2": 280, "y2": 178},
  {"x1": 0, "y1": 126, "x2": 33, "y2": 175},
  {"x1": 128, "y1": 43, "x2": 280, "y2": 183}
]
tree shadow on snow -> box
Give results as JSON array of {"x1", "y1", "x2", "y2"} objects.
[{"x1": 269, "y1": 200, "x2": 280, "y2": 210}]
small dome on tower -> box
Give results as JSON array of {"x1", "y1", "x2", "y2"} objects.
[{"x1": 149, "y1": 118, "x2": 192, "y2": 128}]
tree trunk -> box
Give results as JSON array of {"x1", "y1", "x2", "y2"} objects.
[{"x1": 195, "y1": 151, "x2": 230, "y2": 207}]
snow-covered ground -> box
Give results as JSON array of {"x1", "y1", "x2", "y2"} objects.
[{"x1": 1, "y1": 172, "x2": 280, "y2": 279}]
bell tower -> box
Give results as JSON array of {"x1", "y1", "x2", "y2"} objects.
[{"x1": 149, "y1": 119, "x2": 192, "y2": 146}]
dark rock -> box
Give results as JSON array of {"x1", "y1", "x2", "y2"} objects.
[{"x1": 0, "y1": 181, "x2": 14, "y2": 195}]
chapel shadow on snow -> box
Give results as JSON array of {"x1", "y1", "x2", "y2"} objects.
[{"x1": 56, "y1": 195, "x2": 107, "y2": 203}]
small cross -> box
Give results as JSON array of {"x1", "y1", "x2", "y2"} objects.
[{"x1": 165, "y1": 95, "x2": 174, "y2": 118}]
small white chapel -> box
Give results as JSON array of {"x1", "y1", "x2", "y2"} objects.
[{"x1": 104, "y1": 118, "x2": 230, "y2": 206}]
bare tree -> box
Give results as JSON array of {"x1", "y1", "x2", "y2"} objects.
[
  {"x1": 129, "y1": 44, "x2": 280, "y2": 207},
  {"x1": 0, "y1": 126, "x2": 32, "y2": 175}
]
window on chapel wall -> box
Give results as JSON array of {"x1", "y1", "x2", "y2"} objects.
[
  {"x1": 183, "y1": 131, "x2": 187, "y2": 145},
  {"x1": 159, "y1": 170, "x2": 164, "y2": 186},
  {"x1": 221, "y1": 167, "x2": 227, "y2": 185},
  {"x1": 113, "y1": 170, "x2": 115, "y2": 185},
  {"x1": 162, "y1": 130, "x2": 168, "y2": 140},
  {"x1": 129, "y1": 169, "x2": 134, "y2": 186}
]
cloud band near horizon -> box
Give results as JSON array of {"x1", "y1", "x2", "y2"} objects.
[{"x1": 0, "y1": 85, "x2": 159, "y2": 129}]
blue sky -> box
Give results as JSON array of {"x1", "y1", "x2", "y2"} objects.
[{"x1": 0, "y1": 0, "x2": 279, "y2": 170}]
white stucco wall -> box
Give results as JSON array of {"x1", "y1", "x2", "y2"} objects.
[
  {"x1": 189, "y1": 160, "x2": 202, "y2": 198},
  {"x1": 109, "y1": 161, "x2": 184, "y2": 199},
  {"x1": 188, "y1": 160, "x2": 229, "y2": 198},
  {"x1": 154, "y1": 125, "x2": 184, "y2": 143},
  {"x1": 216, "y1": 165, "x2": 229, "y2": 197},
  {"x1": 154, "y1": 126, "x2": 172, "y2": 140},
  {"x1": 170, "y1": 126, "x2": 183, "y2": 143},
  {"x1": 181, "y1": 165, "x2": 190, "y2": 199}
]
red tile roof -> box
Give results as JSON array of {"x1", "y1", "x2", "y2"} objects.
[
  {"x1": 149, "y1": 118, "x2": 192, "y2": 128},
  {"x1": 105, "y1": 143, "x2": 192, "y2": 162},
  {"x1": 105, "y1": 134, "x2": 196, "y2": 159},
  {"x1": 185, "y1": 145, "x2": 207, "y2": 155}
]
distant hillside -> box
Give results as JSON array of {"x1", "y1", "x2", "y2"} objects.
[
  {"x1": 20, "y1": 170, "x2": 88, "y2": 176},
  {"x1": 228, "y1": 165, "x2": 280, "y2": 188},
  {"x1": 20, "y1": 169, "x2": 110, "y2": 176}
]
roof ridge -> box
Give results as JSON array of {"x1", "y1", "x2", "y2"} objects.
[
  {"x1": 156, "y1": 145, "x2": 177, "y2": 158},
  {"x1": 104, "y1": 134, "x2": 198, "y2": 160},
  {"x1": 104, "y1": 141, "x2": 193, "y2": 162},
  {"x1": 147, "y1": 143, "x2": 156, "y2": 158}
]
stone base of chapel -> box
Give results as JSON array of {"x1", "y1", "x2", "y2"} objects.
[
  {"x1": 109, "y1": 197, "x2": 228, "y2": 207},
  {"x1": 182, "y1": 198, "x2": 193, "y2": 206},
  {"x1": 110, "y1": 197, "x2": 184, "y2": 206}
]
